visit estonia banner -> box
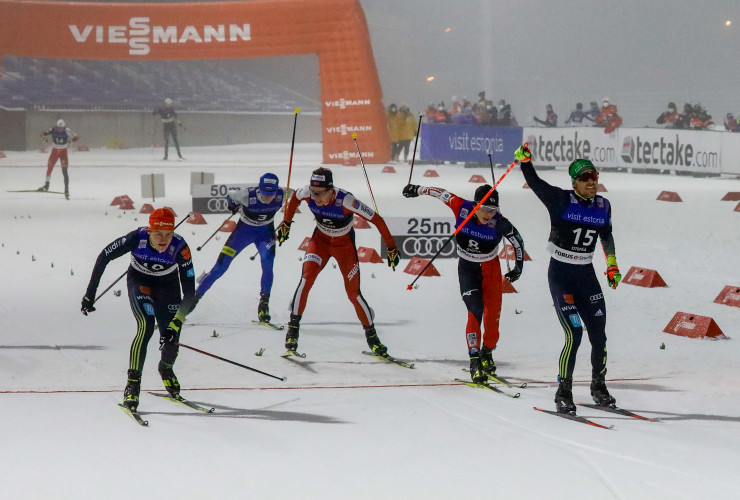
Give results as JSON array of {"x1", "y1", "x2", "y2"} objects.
[{"x1": 419, "y1": 124, "x2": 524, "y2": 164}]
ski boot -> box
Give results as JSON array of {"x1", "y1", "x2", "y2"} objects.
[
  {"x1": 480, "y1": 346, "x2": 496, "y2": 376},
  {"x1": 469, "y1": 350, "x2": 488, "y2": 384},
  {"x1": 158, "y1": 360, "x2": 181, "y2": 397},
  {"x1": 257, "y1": 293, "x2": 271, "y2": 323},
  {"x1": 555, "y1": 377, "x2": 576, "y2": 414},
  {"x1": 37, "y1": 182, "x2": 49, "y2": 192},
  {"x1": 64, "y1": 189, "x2": 70, "y2": 200},
  {"x1": 590, "y1": 373, "x2": 616, "y2": 407},
  {"x1": 364, "y1": 325, "x2": 387, "y2": 355},
  {"x1": 123, "y1": 369, "x2": 142, "y2": 410},
  {"x1": 284, "y1": 314, "x2": 301, "y2": 352}
]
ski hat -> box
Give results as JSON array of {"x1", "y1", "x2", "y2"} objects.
[
  {"x1": 57, "y1": 119, "x2": 65, "y2": 128},
  {"x1": 259, "y1": 172, "x2": 279, "y2": 194},
  {"x1": 474, "y1": 184, "x2": 499, "y2": 207},
  {"x1": 310, "y1": 167, "x2": 333, "y2": 188},
  {"x1": 568, "y1": 159, "x2": 597, "y2": 181},
  {"x1": 148, "y1": 208, "x2": 175, "y2": 231}
]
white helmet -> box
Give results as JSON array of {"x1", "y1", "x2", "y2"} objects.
[
  {"x1": 164, "y1": 98, "x2": 173, "y2": 106},
  {"x1": 56, "y1": 119, "x2": 65, "y2": 128}
]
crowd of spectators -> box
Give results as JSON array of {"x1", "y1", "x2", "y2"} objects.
[
  {"x1": 422, "y1": 91, "x2": 518, "y2": 127},
  {"x1": 656, "y1": 102, "x2": 715, "y2": 130},
  {"x1": 395, "y1": 93, "x2": 738, "y2": 136},
  {"x1": 538, "y1": 98, "x2": 622, "y2": 133}
]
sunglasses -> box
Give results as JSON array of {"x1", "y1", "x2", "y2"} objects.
[{"x1": 576, "y1": 171, "x2": 599, "y2": 182}]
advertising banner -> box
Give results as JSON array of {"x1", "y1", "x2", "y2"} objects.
[
  {"x1": 382, "y1": 216, "x2": 457, "y2": 260},
  {"x1": 419, "y1": 124, "x2": 523, "y2": 164},
  {"x1": 522, "y1": 127, "x2": 620, "y2": 168},
  {"x1": 617, "y1": 128, "x2": 722, "y2": 174},
  {"x1": 720, "y1": 133, "x2": 740, "y2": 175},
  {"x1": 0, "y1": 0, "x2": 391, "y2": 163}
]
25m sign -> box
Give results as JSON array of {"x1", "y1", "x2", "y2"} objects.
[{"x1": 382, "y1": 217, "x2": 457, "y2": 259}]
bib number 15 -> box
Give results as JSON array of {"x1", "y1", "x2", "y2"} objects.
[{"x1": 572, "y1": 228, "x2": 596, "y2": 246}]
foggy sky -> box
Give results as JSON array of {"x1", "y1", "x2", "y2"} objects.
[{"x1": 360, "y1": 0, "x2": 740, "y2": 127}]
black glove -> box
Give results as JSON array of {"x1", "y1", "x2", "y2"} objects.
[
  {"x1": 81, "y1": 296, "x2": 96, "y2": 316},
  {"x1": 402, "y1": 184, "x2": 420, "y2": 198},
  {"x1": 160, "y1": 318, "x2": 182, "y2": 350},
  {"x1": 504, "y1": 267, "x2": 522, "y2": 283},
  {"x1": 226, "y1": 197, "x2": 240, "y2": 215}
]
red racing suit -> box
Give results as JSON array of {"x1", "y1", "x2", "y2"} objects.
[{"x1": 283, "y1": 185, "x2": 396, "y2": 327}]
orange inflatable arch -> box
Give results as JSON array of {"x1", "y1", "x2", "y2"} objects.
[{"x1": 0, "y1": 0, "x2": 390, "y2": 163}]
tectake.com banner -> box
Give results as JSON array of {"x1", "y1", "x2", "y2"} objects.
[
  {"x1": 419, "y1": 124, "x2": 523, "y2": 164},
  {"x1": 522, "y1": 127, "x2": 620, "y2": 168},
  {"x1": 617, "y1": 128, "x2": 722, "y2": 174}
]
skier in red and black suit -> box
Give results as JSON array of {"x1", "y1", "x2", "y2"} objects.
[
  {"x1": 276, "y1": 167, "x2": 400, "y2": 356},
  {"x1": 80, "y1": 208, "x2": 196, "y2": 411},
  {"x1": 38, "y1": 119, "x2": 78, "y2": 199},
  {"x1": 153, "y1": 97, "x2": 184, "y2": 160},
  {"x1": 514, "y1": 145, "x2": 621, "y2": 415},
  {"x1": 402, "y1": 183, "x2": 525, "y2": 383}
]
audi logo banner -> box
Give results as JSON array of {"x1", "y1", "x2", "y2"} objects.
[
  {"x1": 381, "y1": 217, "x2": 457, "y2": 259},
  {"x1": 191, "y1": 183, "x2": 252, "y2": 214}
]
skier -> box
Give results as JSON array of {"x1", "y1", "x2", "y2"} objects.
[
  {"x1": 402, "y1": 183, "x2": 525, "y2": 383},
  {"x1": 195, "y1": 173, "x2": 284, "y2": 323},
  {"x1": 38, "y1": 119, "x2": 79, "y2": 199},
  {"x1": 513, "y1": 145, "x2": 621, "y2": 414},
  {"x1": 276, "y1": 167, "x2": 400, "y2": 356},
  {"x1": 153, "y1": 97, "x2": 184, "y2": 160},
  {"x1": 80, "y1": 208, "x2": 196, "y2": 411}
]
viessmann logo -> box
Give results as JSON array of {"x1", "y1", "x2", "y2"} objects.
[
  {"x1": 324, "y1": 99, "x2": 371, "y2": 109},
  {"x1": 325, "y1": 124, "x2": 373, "y2": 135},
  {"x1": 69, "y1": 17, "x2": 251, "y2": 56},
  {"x1": 328, "y1": 150, "x2": 375, "y2": 160}
]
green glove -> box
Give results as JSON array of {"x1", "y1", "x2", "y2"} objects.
[
  {"x1": 514, "y1": 145, "x2": 532, "y2": 162},
  {"x1": 605, "y1": 255, "x2": 621, "y2": 289}
]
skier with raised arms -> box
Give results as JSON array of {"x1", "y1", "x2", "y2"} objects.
[{"x1": 514, "y1": 145, "x2": 621, "y2": 414}]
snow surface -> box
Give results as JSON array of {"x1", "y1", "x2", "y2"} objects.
[{"x1": 1, "y1": 143, "x2": 739, "y2": 499}]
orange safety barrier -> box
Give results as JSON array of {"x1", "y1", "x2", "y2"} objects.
[{"x1": 0, "y1": 0, "x2": 390, "y2": 163}]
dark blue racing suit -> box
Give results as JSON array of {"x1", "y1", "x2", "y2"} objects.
[
  {"x1": 85, "y1": 228, "x2": 195, "y2": 370},
  {"x1": 521, "y1": 161, "x2": 616, "y2": 381}
]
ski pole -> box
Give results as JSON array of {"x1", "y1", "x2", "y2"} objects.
[
  {"x1": 177, "y1": 342, "x2": 286, "y2": 381},
  {"x1": 407, "y1": 158, "x2": 520, "y2": 290},
  {"x1": 283, "y1": 108, "x2": 300, "y2": 212},
  {"x1": 407, "y1": 113, "x2": 423, "y2": 184},
  {"x1": 249, "y1": 239, "x2": 276, "y2": 261},
  {"x1": 351, "y1": 133, "x2": 380, "y2": 213},
  {"x1": 197, "y1": 213, "x2": 235, "y2": 251},
  {"x1": 488, "y1": 151, "x2": 497, "y2": 184},
  {"x1": 95, "y1": 211, "x2": 192, "y2": 303}
]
